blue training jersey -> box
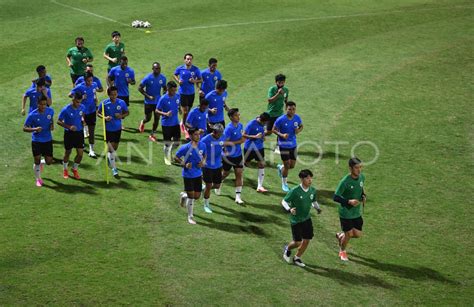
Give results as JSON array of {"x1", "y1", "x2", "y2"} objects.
[
  {"x1": 75, "y1": 76, "x2": 103, "y2": 89},
  {"x1": 186, "y1": 107, "x2": 208, "y2": 131},
  {"x1": 24, "y1": 107, "x2": 54, "y2": 142},
  {"x1": 205, "y1": 90, "x2": 227, "y2": 123},
  {"x1": 175, "y1": 142, "x2": 207, "y2": 178},
  {"x1": 24, "y1": 87, "x2": 52, "y2": 112},
  {"x1": 244, "y1": 119, "x2": 265, "y2": 150},
  {"x1": 201, "y1": 133, "x2": 226, "y2": 169},
  {"x1": 174, "y1": 64, "x2": 201, "y2": 95},
  {"x1": 108, "y1": 66, "x2": 135, "y2": 97},
  {"x1": 224, "y1": 122, "x2": 243, "y2": 157},
  {"x1": 58, "y1": 104, "x2": 85, "y2": 132},
  {"x1": 98, "y1": 98, "x2": 129, "y2": 132},
  {"x1": 140, "y1": 73, "x2": 167, "y2": 104},
  {"x1": 274, "y1": 114, "x2": 303, "y2": 149},
  {"x1": 70, "y1": 82, "x2": 98, "y2": 114},
  {"x1": 156, "y1": 93, "x2": 180, "y2": 127},
  {"x1": 200, "y1": 68, "x2": 222, "y2": 96}
]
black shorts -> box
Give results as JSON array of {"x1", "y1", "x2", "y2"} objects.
[
  {"x1": 340, "y1": 216, "x2": 364, "y2": 232},
  {"x1": 266, "y1": 116, "x2": 279, "y2": 132},
  {"x1": 203, "y1": 167, "x2": 223, "y2": 184},
  {"x1": 244, "y1": 148, "x2": 265, "y2": 163},
  {"x1": 106, "y1": 130, "x2": 122, "y2": 143},
  {"x1": 64, "y1": 131, "x2": 85, "y2": 150},
  {"x1": 144, "y1": 104, "x2": 157, "y2": 115},
  {"x1": 70, "y1": 74, "x2": 83, "y2": 84},
  {"x1": 32, "y1": 141, "x2": 53, "y2": 157},
  {"x1": 207, "y1": 120, "x2": 225, "y2": 134},
  {"x1": 222, "y1": 155, "x2": 243, "y2": 171},
  {"x1": 280, "y1": 147, "x2": 297, "y2": 161},
  {"x1": 291, "y1": 218, "x2": 314, "y2": 241},
  {"x1": 118, "y1": 96, "x2": 130, "y2": 106},
  {"x1": 180, "y1": 94, "x2": 195, "y2": 108},
  {"x1": 184, "y1": 176, "x2": 202, "y2": 192},
  {"x1": 84, "y1": 112, "x2": 96, "y2": 126},
  {"x1": 162, "y1": 125, "x2": 181, "y2": 141}
]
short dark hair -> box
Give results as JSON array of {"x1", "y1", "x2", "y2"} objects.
[
  {"x1": 209, "y1": 58, "x2": 218, "y2": 65},
  {"x1": 75, "y1": 36, "x2": 84, "y2": 42},
  {"x1": 85, "y1": 72, "x2": 94, "y2": 79},
  {"x1": 35, "y1": 78, "x2": 46, "y2": 87},
  {"x1": 38, "y1": 95, "x2": 48, "y2": 102},
  {"x1": 120, "y1": 56, "x2": 128, "y2": 62},
  {"x1": 107, "y1": 86, "x2": 118, "y2": 95},
  {"x1": 215, "y1": 79, "x2": 227, "y2": 90},
  {"x1": 188, "y1": 127, "x2": 199, "y2": 135},
  {"x1": 259, "y1": 112, "x2": 270, "y2": 122},
  {"x1": 167, "y1": 81, "x2": 177, "y2": 89},
  {"x1": 298, "y1": 169, "x2": 313, "y2": 179},
  {"x1": 349, "y1": 157, "x2": 362, "y2": 168},
  {"x1": 200, "y1": 99, "x2": 209, "y2": 106},
  {"x1": 275, "y1": 74, "x2": 286, "y2": 82},
  {"x1": 285, "y1": 101, "x2": 296, "y2": 108},
  {"x1": 227, "y1": 108, "x2": 239, "y2": 118},
  {"x1": 36, "y1": 65, "x2": 46, "y2": 73},
  {"x1": 184, "y1": 53, "x2": 193, "y2": 59},
  {"x1": 111, "y1": 31, "x2": 121, "y2": 37},
  {"x1": 73, "y1": 92, "x2": 83, "y2": 100},
  {"x1": 86, "y1": 64, "x2": 94, "y2": 68},
  {"x1": 152, "y1": 62, "x2": 160, "y2": 67}
]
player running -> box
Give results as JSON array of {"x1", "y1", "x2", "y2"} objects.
[
  {"x1": 199, "y1": 57, "x2": 222, "y2": 101},
  {"x1": 205, "y1": 79, "x2": 229, "y2": 133}
]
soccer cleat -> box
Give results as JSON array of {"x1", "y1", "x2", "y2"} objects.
[
  {"x1": 179, "y1": 192, "x2": 187, "y2": 207},
  {"x1": 35, "y1": 179, "x2": 43, "y2": 187},
  {"x1": 274, "y1": 147, "x2": 280, "y2": 154},
  {"x1": 203, "y1": 204, "x2": 213, "y2": 213},
  {"x1": 282, "y1": 183, "x2": 290, "y2": 192},
  {"x1": 339, "y1": 250, "x2": 349, "y2": 261},
  {"x1": 148, "y1": 135, "x2": 157, "y2": 142},
  {"x1": 256, "y1": 187, "x2": 268, "y2": 193},
  {"x1": 72, "y1": 169, "x2": 80, "y2": 179},
  {"x1": 112, "y1": 168, "x2": 119, "y2": 177},
  {"x1": 277, "y1": 164, "x2": 282, "y2": 178},
  {"x1": 63, "y1": 169, "x2": 69, "y2": 179},
  {"x1": 214, "y1": 188, "x2": 221, "y2": 195},
  {"x1": 88, "y1": 150, "x2": 97, "y2": 158},
  {"x1": 283, "y1": 245, "x2": 291, "y2": 263},
  {"x1": 139, "y1": 121, "x2": 145, "y2": 133},
  {"x1": 187, "y1": 216, "x2": 197, "y2": 225},
  {"x1": 164, "y1": 154, "x2": 171, "y2": 166},
  {"x1": 235, "y1": 198, "x2": 244, "y2": 205},
  {"x1": 293, "y1": 257, "x2": 306, "y2": 268}
]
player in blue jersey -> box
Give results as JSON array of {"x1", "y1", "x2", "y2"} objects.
[
  {"x1": 243, "y1": 112, "x2": 270, "y2": 192},
  {"x1": 57, "y1": 92, "x2": 86, "y2": 180},
  {"x1": 217, "y1": 108, "x2": 246, "y2": 204},
  {"x1": 138, "y1": 62, "x2": 167, "y2": 142},
  {"x1": 155, "y1": 81, "x2": 181, "y2": 165},
  {"x1": 74, "y1": 64, "x2": 104, "y2": 92},
  {"x1": 23, "y1": 96, "x2": 54, "y2": 187},
  {"x1": 205, "y1": 79, "x2": 229, "y2": 133},
  {"x1": 21, "y1": 78, "x2": 52, "y2": 115},
  {"x1": 185, "y1": 99, "x2": 209, "y2": 136},
  {"x1": 272, "y1": 101, "x2": 304, "y2": 192},
  {"x1": 200, "y1": 123, "x2": 227, "y2": 213},
  {"x1": 175, "y1": 128, "x2": 207, "y2": 225},
  {"x1": 173, "y1": 53, "x2": 202, "y2": 132},
  {"x1": 69, "y1": 72, "x2": 99, "y2": 157},
  {"x1": 31, "y1": 65, "x2": 52, "y2": 88},
  {"x1": 199, "y1": 58, "x2": 222, "y2": 101},
  {"x1": 97, "y1": 86, "x2": 129, "y2": 177},
  {"x1": 108, "y1": 56, "x2": 135, "y2": 106}
]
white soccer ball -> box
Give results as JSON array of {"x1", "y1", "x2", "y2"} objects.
[
  {"x1": 131, "y1": 20, "x2": 139, "y2": 27},
  {"x1": 143, "y1": 21, "x2": 151, "y2": 28}
]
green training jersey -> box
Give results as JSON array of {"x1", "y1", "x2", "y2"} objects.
[
  {"x1": 267, "y1": 85, "x2": 289, "y2": 117},
  {"x1": 335, "y1": 173, "x2": 366, "y2": 219},
  {"x1": 66, "y1": 47, "x2": 93, "y2": 75},
  {"x1": 284, "y1": 184, "x2": 316, "y2": 225},
  {"x1": 104, "y1": 42, "x2": 125, "y2": 69}
]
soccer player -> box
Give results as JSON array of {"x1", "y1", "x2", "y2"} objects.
[
  {"x1": 281, "y1": 169, "x2": 322, "y2": 268},
  {"x1": 200, "y1": 123, "x2": 227, "y2": 213},
  {"x1": 103, "y1": 31, "x2": 125, "y2": 73},
  {"x1": 173, "y1": 53, "x2": 202, "y2": 131},
  {"x1": 69, "y1": 72, "x2": 99, "y2": 157},
  {"x1": 273, "y1": 101, "x2": 303, "y2": 192},
  {"x1": 22, "y1": 78, "x2": 52, "y2": 115},
  {"x1": 218, "y1": 108, "x2": 246, "y2": 204},
  {"x1": 23, "y1": 96, "x2": 54, "y2": 187},
  {"x1": 31, "y1": 65, "x2": 52, "y2": 88},
  {"x1": 97, "y1": 86, "x2": 129, "y2": 177},
  {"x1": 185, "y1": 99, "x2": 209, "y2": 136},
  {"x1": 333, "y1": 157, "x2": 367, "y2": 262},
  {"x1": 243, "y1": 112, "x2": 270, "y2": 192},
  {"x1": 174, "y1": 128, "x2": 207, "y2": 225},
  {"x1": 66, "y1": 36, "x2": 93, "y2": 85},
  {"x1": 108, "y1": 56, "x2": 135, "y2": 106},
  {"x1": 199, "y1": 57, "x2": 222, "y2": 100},
  {"x1": 205, "y1": 79, "x2": 229, "y2": 133},
  {"x1": 267, "y1": 74, "x2": 289, "y2": 153},
  {"x1": 57, "y1": 92, "x2": 86, "y2": 179},
  {"x1": 155, "y1": 81, "x2": 181, "y2": 165},
  {"x1": 138, "y1": 62, "x2": 167, "y2": 141},
  {"x1": 74, "y1": 64, "x2": 104, "y2": 92}
]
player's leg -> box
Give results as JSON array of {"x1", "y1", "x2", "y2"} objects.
[
  {"x1": 63, "y1": 148, "x2": 72, "y2": 179},
  {"x1": 256, "y1": 148, "x2": 266, "y2": 192},
  {"x1": 140, "y1": 105, "x2": 152, "y2": 133},
  {"x1": 32, "y1": 142, "x2": 42, "y2": 186},
  {"x1": 284, "y1": 222, "x2": 302, "y2": 263},
  {"x1": 203, "y1": 168, "x2": 213, "y2": 213},
  {"x1": 234, "y1": 165, "x2": 244, "y2": 204},
  {"x1": 151, "y1": 106, "x2": 160, "y2": 138},
  {"x1": 216, "y1": 158, "x2": 232, "y2": 195}
]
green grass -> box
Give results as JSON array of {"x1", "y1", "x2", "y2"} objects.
[{"x1": 0, "y1": 0, "x2": 473, "y2": 305}]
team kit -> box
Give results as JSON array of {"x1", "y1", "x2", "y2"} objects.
[{"x1": 22, "y1": 31, "x2": 368, "y2": 267}]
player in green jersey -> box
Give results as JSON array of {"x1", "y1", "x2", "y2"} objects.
[
  {"x1": 281, "y1": 169, "x2": 322, "y2": 268},
  {"x1": 103, "y1": 31, "x2": 125, "y2": 73},
  {"x1": 333, "y1": 157, "x2": 367, "y2": 261},
  {"x1": 66, "y1": 37, "x2": 93, "y2": 85},
  {"x1": 266, "y1": 74, "x2": 289, "y2": 153}
]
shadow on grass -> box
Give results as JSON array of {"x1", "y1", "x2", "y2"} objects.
[
  {"x1": 119, "y1": 169, "x2": 176, "y2": 183},
  {"x1": 302, "y1": 263, "x2": 396, "y2": 289},
  {"x1": 211, "y1": 203, "x2": 285, "y2": 227},
  {"x1": 297, "y1": 150, "x2": 349, "y2": 161},
  {"x1": 350, "y1": 254, "x2": 459, "y2": 285},
  {"x1": 128, "y1": 99, "x2": 143, "y2": 105},
  {"x1": 42, "y1": 178, "x2": 98, "y2": 194},
  {"x1": 195, "y1": 214, "x2": 268, "y2": 237},
  {"x1": 316, "y1": 189, "x2": 335, "y2": 207},
  {"x1": 79, "y1": 176, "x2": 135, "y2": 190}
]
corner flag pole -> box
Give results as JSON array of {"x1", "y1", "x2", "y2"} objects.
[{"x1": 101, "y1": 102, "x2": 109, "y2": 184}]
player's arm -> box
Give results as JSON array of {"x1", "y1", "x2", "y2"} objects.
[
  {"x1": 281, "y1": 199, "x2": 296, "y2": 215},
  {"x1": 138, "y1": 84, "x2": 153, "y2": 101},
  {"x1": 66, "y1": 54, "x2": 73, "y2": 67},
  {"x1": 21, "y1": 95, "x2": 28, "y2": 115},
  {"x1": 127, "y1": 71, "x2": 136, "y2": 85},
  {"x1": 103, "y1": 48, "x2": 115, "y2": 63},
  {"x1": 173, "y1": 74, "x2": 181, "y2": 84},
  {"x1": 119, "y1": 109, "x2": 129, "y2": 119},
  {"x1": 268, "y1": 87, "x2": 283, "y2": 103},
  {"x1": 57, "y1": 118, "x2": 76, "y2": 131},
  {"x1": 295, "y1": 123, "x2": 304, "y2": 134},
  {"x1": 272, "y1": 124, "x2": 287, "y2": 139},
  {"x1": 23, "y1": 123, "x2": 41, "y2": 133},
  {"x1": 312, "y1": 201, "x2": 322, "y2": 214}
]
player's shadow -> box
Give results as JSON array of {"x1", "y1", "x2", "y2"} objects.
[
  {"x1": 302, "y1": 263, "x2": 396, "y2": 289},
  {"x1": 80, "y1": 177, "x2": 135, "y2": 190},
  {"x1": 41, "y1": 178, "x2": 98, "y2": 195},
  {"x1": 194, "y1": 214, "x2": 268, "y2": 237},
  {"x1": 297, "y1": 150, "x2": 349, "y2": 161},
  {"x1": 128, "y1": 99, "x2": 143, "y2": 105},
  {"x1": 116, "y1": 155, "x2": 148, "y2": 165},
  {"x1": 316, "y1": 189, "x2": 335, "y2": 207},
  {"x1": 119, "y1": 169, "x2": 175, "y2": 183},
  {"x1": 349, "y1": 254, "x2": 459, "y2": 285},
  {"x1": 211, "y1": 203, "x2": 285, "y2": 227},
  {"x1": 117, "y1": 137, "x2": 140, "y2": 143}
]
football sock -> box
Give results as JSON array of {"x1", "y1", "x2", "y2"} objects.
[
  {"x1": 282, "y1": 177, "x2": 288, "y2": 185},
  {"x1": 73, "y1": 163, "x2": 79, "y2": 170},
  {"x1": 235, "y1": 186, "x2": 242, "y2": 200},
  {"x1": 257, "y1": 168, "x2": 265, "y2": 188},
  {"x1": 204, "y1": 198, "x2": 209, "y2": 206},
  {"x1": 63, "y1": 161, "x2": 68, "y2": 170},
  {"x1": 108, "y1": 152, "x2": 116, "y2": 168},
  {"x1": 34, "y1": 164, "x2": 41, "y2": 179},
  {"x1": 186, "y1": 198, "x2": 194, "y2": 217}
]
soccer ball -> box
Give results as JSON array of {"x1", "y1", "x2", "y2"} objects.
[
  {"x1": 131, "y1": 20, "x2": 140, "y2": 28},
  {"x1": 143, "y1": 21, "x2": 151, "y2": 28}
]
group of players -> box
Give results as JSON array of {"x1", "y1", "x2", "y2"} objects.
[{"x1": 21, "y1": 31, "x2": 368, "y2": 267}]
